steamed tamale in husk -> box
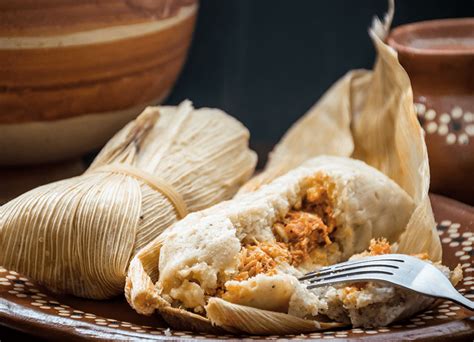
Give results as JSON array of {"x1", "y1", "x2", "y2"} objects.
[
  {"x1": 0, "y1": 100, "x2": 257, "y2": 299},
  {"x1": 125, "y1": 3, "x2": 459, "y2": 334}
]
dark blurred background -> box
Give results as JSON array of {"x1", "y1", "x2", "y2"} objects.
[{"x1": 164, "y1": 0, "x2": 473, "y2": 164}]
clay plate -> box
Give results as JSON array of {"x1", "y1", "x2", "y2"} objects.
[{"x1": 1, "y1": 194, "x2": 473, "y2": 341}]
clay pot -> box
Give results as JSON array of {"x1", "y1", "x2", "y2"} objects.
[
  {"x1": 388, "y1": 18, "x2": 474, "y2": 205},
  {"x1": 0, "y1": 0, "x2": 197, "y2": 165}
]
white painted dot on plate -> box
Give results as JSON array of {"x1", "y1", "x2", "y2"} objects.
[
  {"x1": 150, "y1": 331, "x2": 163, "y2": 335},
  {"x1": 31, "y1": 295, "x2": 42, "y2": 299},
  {"x1": 450, "y1": 242, "x2": 460, "y2": 247},
  {"x1": 0, "y1": 282, "x2": 10, "y2": 286},
  {"x1": 73, "y1": 310, "x2": 84, "y2": 314},
  {"x1": 39, "y1": 306, "x2": 51, "y2": 310},
  {"x1": 0, "y1": 278, "x2": 8, "y2": 282},
  {"x1": 465, "y1": 276, "x2": 474, "y2": 280},
  {"x1": 462, "y1": 241, "x2": 473, "y2": 246},
  {"x1": 426, "y1": 121, "x2": 438, "y2": 133},
  {"x1": 96, "y1": 322, "x2": 108, "y2": 326},
  {"x1": 415, "y1": 103, "x2": 426, "y2": 115},
  {"x1": 442, "y1": 237, "x2": 452, "y2": 243},
  {"x1": 31, "y1": 302, "x2": 42, "y2": 306},
  {"x1": 446, "y1": 133, "x2": 456, "y2": 144},
  {"x1": 16, "y1": 294, "x2": 27, "y2": 298},
  {"x1": 8, "y1": 290, "x2": 18, "y2": 294},
  {"x1": 95, "y1": 318, "x2": 106, "y2": 322},
  {"x1": 466, "y1": 124, "x2": 474, "y2": 137},
  {"x1": 445, "y1": 312, "x2": 457, "y2": 316},
  {"x1": 37, "y1": 293, "x2": 47, "y2": 298},
  {"x1": 463, "y1": 247, "x2": 473, "y2": 252},
  {"x1": 465, "y1": 281, "x2": 474, "y2": 285},
  {"x1": 460, "y1": 255, "x2": 471, "y2": 260},
  {"x1": 450, "y1": 222, "x2": 460, "y2": 229},
  {"x1": 58, "y1": 313, "x2": 70, "y2": 317},
  {"x1": 29, "y1": 288, "x2": 39, "y2": 293},
  {"x1": 414, "y1": 321, "x2": 426, "y2": 325},
  {"x1": 470, "y1": 237, "x2": 474, "y2": 242},
  {"x1": 436, "y1": 315, "x2": 449, "y2": 319},
  {"x1": 423, "y1": 315, "x2": 434, "y2": 320},
  {"x1": 439, "y1": 113, "x2": 450, "y2": 123},
  {"x1": 438, "y1": 124, "x2": 449, "y2": 135},
  {"x1": 322, "y1": 337, "x2": 335, "y2": 339},
  {"x1": 438, "y1": 308, "x2": 449, "y2": 312},
  {"x1": 464, "y1": 112, "x2": 474, "y2": 122},
  {"x1": 463, "y1": 112, "x2": 474, "y2": 122},
  {"x1": 108, "y1": 324, "x2": 120, "y2": 328},
  {"x1": 378, "y1": 328, "x2": 390, "y2": 332},
  {"x1": 352, "y1": 329, "x2": 364, "y2": 333},
  {"x1": 458, "y1": 133, "x2": 469, "y2": 145},
  {"x1": 406, "y1": 324, "x2": 417, "y2": 328},
  {"x1": 452, "y1": 106, "x2": 463, "y2": 119},
  {"x1": 450, "y1": 306, "x2": 461, "y2": 310},
  {"x1": 135, "y1": 330, "x2": 147, "y2": 333},
  {"x1": 130, "y1": 326, "x2": 142, "y2": 330},
  {"x1": 35, "y1": 299, "x2": 47, "y2": 303},
  {"x1": 335, "y1": 334, "x2": 348, "y2": 338},
  {"x1": 6, "y1": 275, "x2": 16, "y2": 280},
  {"x1": 14, "y1": 283, "x2": 25, "y2": 288},
  {"x1": 425, "y1": 109, "x2": 437, "y2": 120},
  {"x1": 9, "y1": 271, "x2": 19, "y2": 276},
  {"x1": 0, "y1": 267, "x2": 6, "y2": 272},
  {"x1": 450, "y1": 233, "x2": 460, "y2": 238},
  {"x1": 70, "y1": 315, "x2": 83, "y2": 319},
  {"x1": 455, "y1": 251, "x2": 465, "y2": 257},
  {"x1": 19, "y1": 277, "x2": 28, "y2": 281},
  {"x1": 464, "y1": 232, "x2": 474, "y2": 238}
]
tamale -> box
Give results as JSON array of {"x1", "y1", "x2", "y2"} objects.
[
  {"x1": 0, "y1": 100, "x2": 257, "y2": 299},
  {"x1": 125, "y1": 156, "x2": 459, "y2": 334}
]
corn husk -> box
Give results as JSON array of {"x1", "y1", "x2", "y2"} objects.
[
  {"x1": 0, "y1": 100, "x2": 257, "y2": 299},
  {"x1": 240, "y1": 0, "x2": 441, "y2": 261}
]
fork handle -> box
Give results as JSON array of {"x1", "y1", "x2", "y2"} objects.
[{"x1": 449, "y1": 292, "x2": 474, "y2": 311}]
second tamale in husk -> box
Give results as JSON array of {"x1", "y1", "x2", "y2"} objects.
[{"x1": 0, "y1": 100, "x2": 257, "y2": 299}]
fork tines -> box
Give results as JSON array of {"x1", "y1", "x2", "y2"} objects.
[{"x1": 299, "y1": 254, "x2": 407, "y2": 288}]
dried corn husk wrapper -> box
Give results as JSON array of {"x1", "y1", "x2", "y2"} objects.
[
  {"x1": 0, "y1": 100, "x2": 257, "y2": 299},
  {"x1": 240, "y1": 0, "x2": 441, "y2": 262},
  {"x1": 125, "y1": 2, "x2": 444, "y2": 334}
]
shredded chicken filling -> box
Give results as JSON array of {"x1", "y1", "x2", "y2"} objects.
[{"x1": 232, "y1": 174, "x2": 338, "y2": 281}]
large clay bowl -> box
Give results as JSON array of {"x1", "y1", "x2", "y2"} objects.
[
  {"x1": 0, "y1": 0, "x2": 198, "y2": 165},
  {"x1": 388, "y1": 18, "x2": 474, "y2": 204}
]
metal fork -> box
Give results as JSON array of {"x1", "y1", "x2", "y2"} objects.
[{"x1": 299, "y1": 254, "x2": 473, "y2": 310}]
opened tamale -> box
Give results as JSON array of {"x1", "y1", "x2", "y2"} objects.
[
  {"x1": 125, "y1": 2, "x2": 453, "y2": 334},
  {"x1": 0, "y1": 100, "x2": 257, "y2": 299}
]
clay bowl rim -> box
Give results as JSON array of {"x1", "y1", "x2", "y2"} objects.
[{"x1": 388, "y1": 17, "x2": 474, "y2": 57}]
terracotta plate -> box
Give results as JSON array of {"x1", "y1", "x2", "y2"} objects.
[{"x1": 1, "y1": 194, "x2": 473, "y2": 341}]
